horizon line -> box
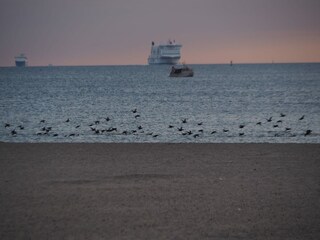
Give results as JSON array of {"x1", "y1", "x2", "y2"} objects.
[{"x1": 1, "y1": 61, "x2": 320, "y2": 68}]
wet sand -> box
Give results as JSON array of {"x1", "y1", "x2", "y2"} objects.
[{"x1": 0, "y1": 143, "x2": 319, "y2": 239}]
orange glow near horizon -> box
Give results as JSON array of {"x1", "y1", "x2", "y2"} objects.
[
  {"x1": 24, "y1": 38, "x2": 320, "y2": 67},
  {"x1": 183, "y1": 41, "x2": 320, "y2": 65}
]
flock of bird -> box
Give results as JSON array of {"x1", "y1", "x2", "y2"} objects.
[
  {"x1": 164, "y1": 113, "x2": 312, "y2": 138},
  {"x1": 3, "y1": 109, "x2": 314, "y2": 140}
]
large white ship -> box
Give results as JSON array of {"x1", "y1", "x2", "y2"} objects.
[
  {"x1": 148, "y1": 40, "x2": 182, "y2": 65},
  {"x1": 15, "y1": 53, "x2": 28, "y2": 67}
]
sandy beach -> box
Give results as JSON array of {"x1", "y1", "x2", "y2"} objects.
[{"x1": 0, "y1": 143, "x2": 319, "y2": 239}]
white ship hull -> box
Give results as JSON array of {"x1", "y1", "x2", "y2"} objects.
[
  {"x1": 148, "y1": 56, "x2": 180, "y2": 65},
  {"x1": 148, "y1": 40, "x2": 181, "y2": 65}
]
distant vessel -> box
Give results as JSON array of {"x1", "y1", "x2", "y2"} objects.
[
  {"x1": 148, "y1": 40, "x2": 182, "y2": 65},
  {"x1": 15, "y1": 54, "x2": 27, "y2": 67}
]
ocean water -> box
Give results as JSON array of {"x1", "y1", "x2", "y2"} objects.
[{"x1": 0, "y1": 63, "x2": 319, "y2": 143}]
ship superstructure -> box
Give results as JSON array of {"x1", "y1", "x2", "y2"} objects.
[
  {"x1": 148, "y1": 40, "x2": 182, "y2": 65},
  {"x1": 15, "y1": 54, "x2": 28, "y2": 67}
]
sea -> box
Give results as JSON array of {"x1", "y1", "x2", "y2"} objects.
[{"x1": 0, "y1": 63, "x2": 319, "y2": 143}]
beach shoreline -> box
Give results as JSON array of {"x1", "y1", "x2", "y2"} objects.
[{"x1": 1, "y1": 143, "x2": 319, "y2": 239}]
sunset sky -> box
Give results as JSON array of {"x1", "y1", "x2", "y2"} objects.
[{"x1": 1, "y1": 0, "x2": 319, "y2": 66}]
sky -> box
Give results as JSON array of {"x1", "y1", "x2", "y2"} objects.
[{"x1": 0, "y1": 0, "x2": 320, "y2": 66}]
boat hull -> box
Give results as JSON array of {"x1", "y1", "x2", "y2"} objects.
[
  {"x1": 15, "y1": 54, "x2": 27, "y2": 67},
  {"x1": 15, "y1": 61, "x2": 27, "y2": 67},
  {"x1": 148, "y1": 57, "x2": 180, "y2": 65},
  {"x1": 169, "y1": 67, "x2": 194, "y2": 77}
]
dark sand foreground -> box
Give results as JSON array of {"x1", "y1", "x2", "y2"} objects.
[{"x1": 0, "y1": 143, "x2": 319, "y2": 239}]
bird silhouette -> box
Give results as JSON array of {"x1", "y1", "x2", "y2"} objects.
[
  {"x1": 5, "y1": 123, "x2": 11, "y2": 128},
  {"x1": 111, "y1": 127, "x2": 117, "y2": 132},
  {"x1": 304, "y1": 130, "x2": 312, "y2": 136},
  {"x1": 280, "y1": 113, "x2": 286, "y2": 117},
  {"x1": 299, "y1": 115, "x2": 305, "y2": 120}
]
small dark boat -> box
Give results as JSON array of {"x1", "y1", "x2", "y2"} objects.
[{"x1": 169, "y1": 65, "x2": 194, "y2": 77}]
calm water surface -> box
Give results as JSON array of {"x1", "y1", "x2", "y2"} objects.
[{"x1": 0, "y1": 63, "x2": 319, "y2": 143}]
